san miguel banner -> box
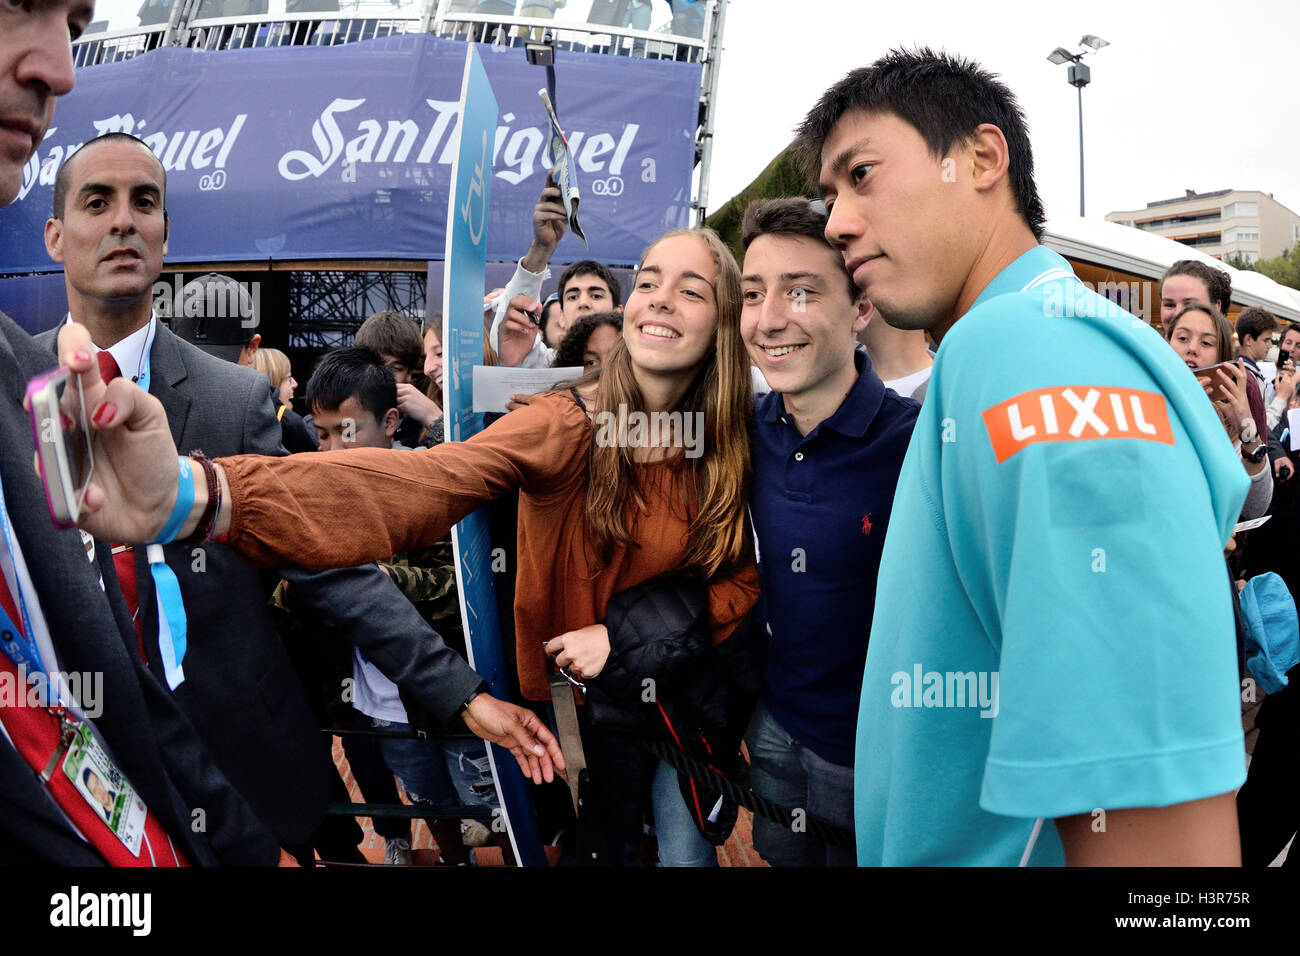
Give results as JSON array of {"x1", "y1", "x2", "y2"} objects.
[{"x1": 0, "y1": 35, "x2": 701, "y2": 272}]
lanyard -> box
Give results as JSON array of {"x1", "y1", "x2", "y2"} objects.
[
  {"x1": 0, "y1": 474, "x2": 50, "y2": 678},
  {"x1": 0, "y1": 470, "x2": 77, "y2": 727}
]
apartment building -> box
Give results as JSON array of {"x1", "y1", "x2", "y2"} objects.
[{"x1": 1106, "y1": 189, "x2": 1300, "y2": 265}]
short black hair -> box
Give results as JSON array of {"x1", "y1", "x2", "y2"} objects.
[
  {"x1": 355, "y1": 311, "x2": 423, "y2": 370},
  {"x1": 53, "y1": 132, "x2": 167, "y2": 220},
  {"x1": 554, "y1": 311, "x2": 623, "y2": 369},
  {"x1": 741, "y1": 197, "x2": 858, "y2": 301},
  {"x1": 1162, "y1": 259, "x2": 1233, "y2": 316},
  {"x1": 1236, "y1": 306, "x2": 1278, "y2": 345},
  {"x1": 539, "y1": 294, "x2": 562, "y2": 335},
  {"x1": 557, "y1": 260, "x2": 622, "y2": 306},
  {"x1": 306, "y1": 347, "x2": 396, "y2": 423},
  {"x1": 795, "y1": 47, "x2": 1046, "y2": 242}
]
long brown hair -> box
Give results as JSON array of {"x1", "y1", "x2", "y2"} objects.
[{"x1": 580, "y1": 228, "x2": 752, "y2": 579}]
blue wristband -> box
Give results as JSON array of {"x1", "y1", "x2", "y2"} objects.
[{"x1": 153, "y1": 457, "x2": 195, "y2": 546}]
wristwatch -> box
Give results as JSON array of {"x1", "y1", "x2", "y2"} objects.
[
  {"x1": 458, "y1": 681, "x2": 489, "y2": 715},
  {"x1": 1242, "y1": 442, "x2": 1268, "y2": 464}
]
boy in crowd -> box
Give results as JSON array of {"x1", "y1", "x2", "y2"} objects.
[
  {"x1": 305, "y1": 348, "x2": 499, "y2": 864},
  {"x1": 1236, "y1": 306, "x2": 1279, "y2": 398},
  {"x1": 803, "y1": 49, "x2": 1247, "y2": 865},
  {"x1": 488, "y1": 177, "x2": 623, "y2": 369},
  {"x1": 740, "y1": 198, "x2": 918, "y2": 864},
  {"x1": 355, "y1": 310, "x2": 429, "y2": 447},
  {"x1": 855, "y1": 301, "x2": 933, "y2": 401}
]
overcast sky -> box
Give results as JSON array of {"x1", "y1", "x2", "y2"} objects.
[
  {"x1": 707, "y1": 0, "x2": 1300, "y2": 222},
  {"x1": 90, "y1": 0, "x2": 1300, "y2": 223}
]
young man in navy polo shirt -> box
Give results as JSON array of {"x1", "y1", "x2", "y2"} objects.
[{"x1": 739, "y1": 198, "x2": 919, "y2": 865}]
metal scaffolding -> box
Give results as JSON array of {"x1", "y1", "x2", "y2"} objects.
[{"x1": 286, "y1": 269, "x2": 426, "y2": 351}]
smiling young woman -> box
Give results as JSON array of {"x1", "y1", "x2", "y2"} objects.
[{"x1": 68, "y1": 226, "x2": 760, "y2": 866}]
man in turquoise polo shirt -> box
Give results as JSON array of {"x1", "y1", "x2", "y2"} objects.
[{"x1": 798, "y1": 49, "x2": 1249, "y2": 865}]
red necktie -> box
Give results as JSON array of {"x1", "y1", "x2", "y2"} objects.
[
  {"x1": 0, "y1": 564, "x2": 186, "y2": 866},
  {"x1": 96, "y1": 349, "x2": 121, "y2": 385},
  {"x1": 96, "y1": 351, "x2": 146, "y2": 657}
]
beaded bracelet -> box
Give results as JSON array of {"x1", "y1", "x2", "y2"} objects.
[{"x1": 178, "y1": 452, "x2": 222, "y2": 548}]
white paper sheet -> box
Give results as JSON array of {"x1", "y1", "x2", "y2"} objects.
[{"x1": 471, "y1": 365, "x2": 587, "y2": 413}]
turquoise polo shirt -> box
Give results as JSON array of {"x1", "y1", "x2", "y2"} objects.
[{"x1": 854, "y1": 246, "x2": 1249, "y2": 866}]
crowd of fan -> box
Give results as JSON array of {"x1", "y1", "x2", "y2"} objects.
[{"x1": 4, "y1": 5, "x2": 1296, "y2": 870}]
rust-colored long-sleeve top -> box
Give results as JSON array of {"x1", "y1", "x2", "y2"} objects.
[{"x1": 219, "y1": 393, "x2": 760, "y2": 700}]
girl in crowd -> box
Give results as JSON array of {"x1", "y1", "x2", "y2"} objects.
[
  {"x1": 1165, "y1": 301, "x2": 1272, "y2": 518},
  {"x1": 253, "y1": 347, "x2": 296, "y2": 410},
  {"x1": 393, "y1": 319, "x2": 447, "y2": 446},
  {"x1": 553, "y1": 311, "x2": 623, "y2": 373},
  {"x1": 76, "y1": 228, "x2": 759, "y2": 866},
  {"x1": 253, "y1": 346, "x2": 316, "y2": 453}
]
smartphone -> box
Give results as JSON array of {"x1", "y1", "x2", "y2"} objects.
[
  {"x1": 1191, "y1": 361, "x2": 1234, "y2": 402},
  {"x1": 1233, "y1": 515, "x2": 1272, "y2": 534},
  {"x1": 1279, "y1": 348, "x2": 1290, "y2": 368},
  {"x1": 25, "y1": 367, "x2": 95, "y2": 529}
]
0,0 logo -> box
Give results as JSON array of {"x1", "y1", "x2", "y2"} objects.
[
  {"x1": 198, "y1": 171, "x2": 227, "y2": 192},
  {"x1": 590, "y1": 177, "x2": 624, "y2": 197}
]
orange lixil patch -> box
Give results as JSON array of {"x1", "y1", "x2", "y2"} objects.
[{"x1": 982, "y1": 386, "x2": 1174, "y2": 464}]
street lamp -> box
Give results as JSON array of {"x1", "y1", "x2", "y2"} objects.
[{"x1": 1047, "y1": 35, "x2": 1109, "y2": 217}]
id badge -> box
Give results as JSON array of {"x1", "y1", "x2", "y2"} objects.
[{"x1": 62, "y1": 723, "x2": 147, "y2": 856}]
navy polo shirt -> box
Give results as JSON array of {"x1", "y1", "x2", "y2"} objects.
[{"x1": 750, "y1": 348, "x2": 919, "y2": 766}]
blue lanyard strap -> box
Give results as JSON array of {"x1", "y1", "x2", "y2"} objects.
[{"x1": 0, "y1": 474, "x2": 49, "y2": 678}]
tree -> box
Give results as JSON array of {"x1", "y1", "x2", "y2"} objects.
[
  {"x1": 1251, "y1": 244, "x2": 1300, "y2": 292},
  {"x1": 706, "y1": 145, "x2": 812, "y2": 262},
  {"x1": 1224, "y1": 252, "x2": 1255, "y2": 271}
]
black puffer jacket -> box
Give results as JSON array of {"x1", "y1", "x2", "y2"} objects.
[{"x1": 584, "y1": 573, "x2": 764, "y2": 761}]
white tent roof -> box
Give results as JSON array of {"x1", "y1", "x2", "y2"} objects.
[{"x1": 1044, "y1": 216, "x2": 1300, "y2": 321}]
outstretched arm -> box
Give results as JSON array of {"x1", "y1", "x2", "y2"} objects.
[{"x1": 60, "y1": 322, "x2": 589, "y2": 569}]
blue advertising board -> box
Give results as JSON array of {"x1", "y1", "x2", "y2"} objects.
[
  {"x1": 0, "y1": 35, "x2": 700, "y2": 274},
  {"x1": 442, "y1": 45, "x2": 545, "y2": 868}
]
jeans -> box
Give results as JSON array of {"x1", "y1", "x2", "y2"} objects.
[
  {"x1": 650, "y1": 760, "x2": 717, "y2": 867},
  {"x1": 369, "y1": 718, "x2": 499, "y2": 810},
  {"x1": 745, "y1": 702, "x2": 856, "y2": 866}
]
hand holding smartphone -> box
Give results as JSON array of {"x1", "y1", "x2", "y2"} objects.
[
  {"x1": 25, "y1": 366, "x2": 95, "y2": 529},
  {"x1": 1192, "y1": 361, "x2": 1237, "y2": 404}
]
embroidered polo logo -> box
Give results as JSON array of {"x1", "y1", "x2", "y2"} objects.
[
  {"x1": 982, "y1": 386, "x2": 1174, "y2": 463},
  {"x1": 861, "y1": 513, "x2": 873, "y2": 535}
]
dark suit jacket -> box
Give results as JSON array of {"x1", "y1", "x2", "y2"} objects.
[
  {"x1": 0, "y1": 311, "x2": 279, "y2": 866},
  {"x1": 36, "y1": 322, "x2": 486, "y2": 843}
]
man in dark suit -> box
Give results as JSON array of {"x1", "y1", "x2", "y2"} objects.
[
  {"x1": 39, "y1": 132, "x2": 503, "y2": 858},
  {"x1": 0, "y1": 0, "x2": 280, "y2": 866}
]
